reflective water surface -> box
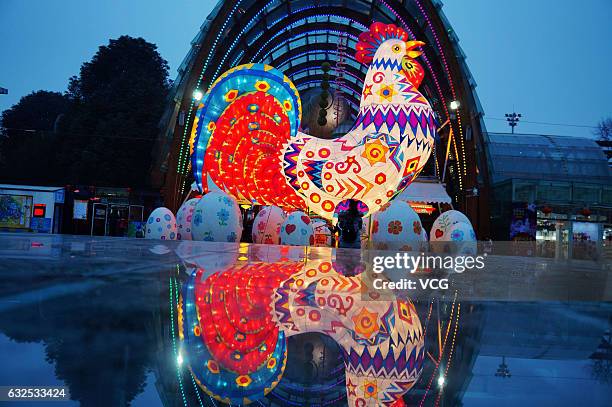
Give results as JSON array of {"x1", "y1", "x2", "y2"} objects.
[{"x1": 0, "y1": 233, "x2": 610, "y2": 406}]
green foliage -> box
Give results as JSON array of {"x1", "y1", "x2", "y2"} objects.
[
  {"x1": 0, "y1": 91, "x2": 69, "y2": 184},
  {"x1": 0, "y1": 35, "x2": 170, "y2": 187}
]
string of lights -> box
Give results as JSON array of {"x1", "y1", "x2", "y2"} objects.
[
  {"x1": 169, "y1": 275, "x2": 189, "y2": 407},
  {"x1": 382, "y1": 0, "x2": 465, "y2": 188},
  {"x1": 419, "y1": 291, "x2": 458, "y2": 407},
  {"x1": 434, "y1": 302, "x2": 461, "y2": 407}
]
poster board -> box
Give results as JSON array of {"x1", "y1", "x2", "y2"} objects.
[
  {"x1": 0, "y1": 194, "x2": 32, "y2": 228},
  {"x1": 73, "y1": 199, "x2": 89, "y2": 220},
  {"x1": 510, "y1": 202, "x2": 537, "y2": 240}
]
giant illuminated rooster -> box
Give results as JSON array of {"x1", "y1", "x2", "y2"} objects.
[{"x1": 191, "y1": 23, "x2": 437, "y2": 220}]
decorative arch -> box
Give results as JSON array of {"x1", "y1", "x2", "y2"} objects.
[{"x1": 151, "y1": 0, "x2": 490, "y2": 235}]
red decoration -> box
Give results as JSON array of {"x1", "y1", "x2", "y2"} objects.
[
  {"x1": 204, "y1": 91, "x2": 306, "y2": 210},
  {"x1": 542, "y1": 206, "x2": 552, "y2": 215},
  {"x1": 581, "y1": 208, "x2": 591, "y2": 217},
  {"x1": 193, "y1": 264, "x2": 300, "y2": 374},
  {"x1": 356, "y1": 22, "x2": 409, "y2": 64}
]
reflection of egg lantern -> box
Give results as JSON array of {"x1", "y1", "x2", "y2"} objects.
[
  {"x1": 249, "y1": 244, "x2": 283, "y2": 263},
  {"x1": 371, "y1": 200, "x2": 423, "y2": 251},
  {"x1": 145, "y1": 207, "x2": 177, "y2": 240},
  {"x1": 420, "y1": 228, "x2": 429, "y2": 252},
  {"x1": 280, "y1": 211, "x2": 314, "y2": 246},
  {"x1": 252, "y1": 206, "x2": 286, "y2": 244},
  {"x1": 250, "y1": 244, "x2": 307, "y2": 263},
  {"x1": 191, "y1": 192, "x2": 243, "y2": 242},
  {"x1": 430, "y1": 210, "x2": 471, "y2": 242},
  {"x1": 176, "y1": 241, "x2": 239, "y2": 271},
  {"x1": 312, "y1": 219, "x2": 332, "y2": 247},
  {"x1": 176, "y1": 198, "x2": 199, "y2": 240},
  {"x1": 149, "y1": 244, "x2": 171, "y2": 255}
]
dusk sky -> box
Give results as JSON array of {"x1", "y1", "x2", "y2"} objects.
[{"x1": 1, "y1": 0, "x2": 611, "y2": 138}]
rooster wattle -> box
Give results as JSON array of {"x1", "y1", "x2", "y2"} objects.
[{"x1": 191, "y1": 22, "x2": 437, "y2": 220}]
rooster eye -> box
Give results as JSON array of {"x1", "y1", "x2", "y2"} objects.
[{"x1": 392, "y1": 45, "x2": 401, "y2": 53}]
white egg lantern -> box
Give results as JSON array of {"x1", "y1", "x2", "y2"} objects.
[
  {"x1": 191, "y1": 191, "x2": 243, "y2": 242},
  {"x1": 430, "y1": 210, "x2": 471, "y2": 242},
  {"x1": 145, "y1": 207, "x2": 177, "y2": 240},
  {"x1": 279, "y1": 211, "x2": 314, "y2": 246},
  {"x1": 176, "y1": 198, "x2": 199, "y2": 240},
  {"x1": 252, "y1": 206, "x2": 286, "y2": 244},
  {"x1": 371, "y1": 200, "x2": 423, "y2": 251}
]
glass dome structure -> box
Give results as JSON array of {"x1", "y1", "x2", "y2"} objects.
[{"x1": 487, "y1": 132, "x2": 612, "y2": 185}]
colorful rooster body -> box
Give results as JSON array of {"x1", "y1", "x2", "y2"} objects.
[{"x1": 191, "y1": 23, "x2": 437, "y2": 220}]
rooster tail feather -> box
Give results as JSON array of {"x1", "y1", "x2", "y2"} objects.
[{"x1": 191, "y1": 64, "x2": 305, "y2": 208}]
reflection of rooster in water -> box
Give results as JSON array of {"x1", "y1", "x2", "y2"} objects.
[
  {"x1": 178, "y1": 257, "x2": 424, "y2": 406},
  {"x1": 191, "y1": 23, "x2": 437, "y2": 220}
]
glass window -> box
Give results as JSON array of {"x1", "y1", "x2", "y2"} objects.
[
  {"x1": 573, "y1": 185, "x2": 600, "y2": 203},
  {"x1": 537, "y1": 183, "x2": 571, "y2": 202},
  {"x1": 514, "y1": 183, "x2": 536, "y2": 202},
  {"x1": 602, "y1": 188, "x2": 612, "y2": 204}
]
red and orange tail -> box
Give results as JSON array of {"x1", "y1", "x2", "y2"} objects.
[{"x1": 191, "y1": 64, "x2": 306, "y2": 210}]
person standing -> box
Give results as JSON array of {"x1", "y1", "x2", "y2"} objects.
[{"x1": 336, "y1": 199, "x2": 363, "y2": 249}]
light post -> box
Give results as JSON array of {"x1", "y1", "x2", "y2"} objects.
[
  {"x1": 441, "y1": 100, "x2": 460, "y2": 183},
  {"x1": 192, "y1": 89, "x2": 203, "y2": 101},
  {"x1": 495, "y1": 356, "x2": 511, "y2": 378},
  {"x1": 505, "y1": 112, "x2": 521, "y2": 134}
]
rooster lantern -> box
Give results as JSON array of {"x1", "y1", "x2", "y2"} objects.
[{"x1": 191, "y1": 23, "x2": 437, "y2": 220}]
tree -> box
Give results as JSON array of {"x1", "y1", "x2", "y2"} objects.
[
  {"x1": 0, "y1": 91, "x2": 69, "y2": 184},
  {"x1": 595, "y1": 118, "x2": 612, "y2": 142},
  {"x1": 58, "y1": 35, "x2": 170, "y2": 187}
]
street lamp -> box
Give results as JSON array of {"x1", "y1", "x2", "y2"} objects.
[
  {"x1": 449, "y1": 100, "x2": 460, "y2": 121},
  {"x1": 495, "y1": 356, "x2": 511, "y2": 378},
  {"x1": 193, "y1": 89, "x2": 204, "y2": 101},
  {"x1": 505, "y1": 112, "x2": 521, "y2": 134}
]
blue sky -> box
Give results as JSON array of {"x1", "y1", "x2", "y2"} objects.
[{"x1": 1, "y1": 0, "x2": 611, "y2": 138}]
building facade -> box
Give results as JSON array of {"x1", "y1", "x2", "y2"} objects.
[{"x1": 486, "y1": 132, "x2": 612, "y2": 256}]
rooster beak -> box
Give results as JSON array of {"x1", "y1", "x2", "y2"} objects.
[{"x1": 405, "y1": 40, "x2": 425, "y2": 58}]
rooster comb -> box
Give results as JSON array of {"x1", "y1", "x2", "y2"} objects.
[{"x1": 355, "y1": 22, "x2": 410, "y2": 64}]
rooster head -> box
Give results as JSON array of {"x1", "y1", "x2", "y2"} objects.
[{"x1": 356, "y1": 22, "x2": 426, "y2": 88}]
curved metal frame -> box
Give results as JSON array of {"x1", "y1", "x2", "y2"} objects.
[{"x1": 151, "y1": 0, "x2": 490, "y2": 235}]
